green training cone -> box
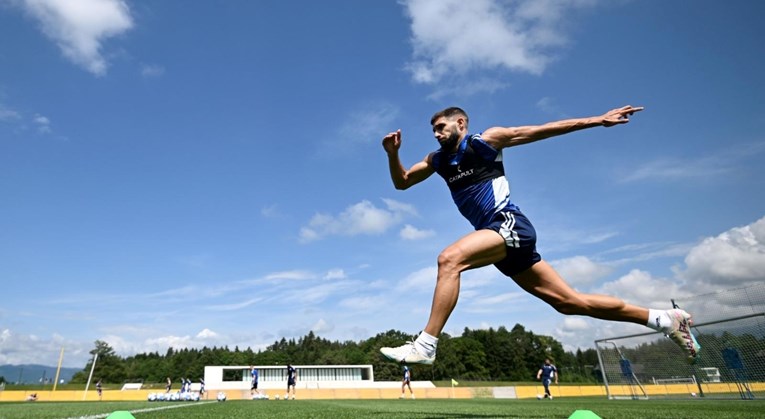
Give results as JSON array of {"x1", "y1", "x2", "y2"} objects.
[
  {"x1": 106, "y1": 411, "x2": 136, "y2": 419},
  {"x1": 568, "y1": 410, "x2": 602, "y2": 419}
]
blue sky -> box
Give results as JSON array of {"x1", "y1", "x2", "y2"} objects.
[{"x1": 1, "y1": 0, "x2": 764, "y2": 368}]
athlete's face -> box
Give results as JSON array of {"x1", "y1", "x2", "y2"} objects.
[{"x1": 432, "y1": 116, "x2": 464, "y2": 151}]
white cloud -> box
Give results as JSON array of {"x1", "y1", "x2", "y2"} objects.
[
  {"x1": 620, "y1": 143, "x2": 765, "y2": 183},
  {"x1": 396, "y1": 266, "x2": 437, "y2": 293},
  {"x1": 679, "y1": 216, "x2": 765, "y2": 287},
  {"x1": 205, "y1": 298, "x2": 262, "y2": 312},
  {"x1": 0, "y1": 104, "x2": 22, "y2": 121},
  {"x1": 264, "y1": 270, "x2": 316, "y2": 281},
  {"x1": 601, "y1": 242, "x2": 693, "y2": 266},
  {"x1": 283, "y1": 281, "x2": 357, "y2": 305},
  {"x1": 339, "y1": 295, "x2": 389, "y2": 311},
  {"x1": 260, "y1": 204, "x2": 282, "y2": 218},
  {"x1": 472, "y1": 292, "x2": 525, "y2": 305},
  {"x1": 19, "y1": 0, "x2": 134, "y2": 75},
  {"x1": 595, "y1": 269, "x2": 690, "y2": 310},
  {"x1": 324, "y1": 269, "x2": 347, "y2": 280},
  {"x1": 561, "y1": 317, "x2": 589, "y2": 331},
  {"x1": 311, "y1": 319, "x2": 333, "y2": 334},
  {"x1": 196, "y1": 328, "x2": 218, "y2": 339},
  {"x1": 549, "y1": 256, "x2": 612, "y2": 286},
  {"x1": 542, "y1": 223, "x2": 618, "y2": 253},
  {"x1": 400, "y1": 224, "x2": 435, "y2": 240},
  {"x1": 299, "y1": 199, "x2": 415, "y2": 243},
  {"x1": 425, "y1": 77, "x2": 510, "y2": 101},
  {"x1": 0, "y1": 328, "x2": 90, "y2": 367},
  {"x1": 140, "y1": 63, "x2": 165, "y2": 77},
  {"x1": 381, "y1": 198, "x2": 418, "y2": 217},
  {"x1": 1, "y1": 103, "x2": 53, "y2": 135},
  {"x1": 334, "y1": 103, "x2": 400, "y2": 149},
  {"x1": 401, "y1": 0, "x2": 596, "y2": 85}
]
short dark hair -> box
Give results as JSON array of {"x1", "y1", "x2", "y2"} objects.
[{"x1": 430, "y1": 107, "x2": 469, "y2": 127}]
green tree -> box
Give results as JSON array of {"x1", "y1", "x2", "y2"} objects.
[{"x1": 71, "y1": 340, "x2": 126, "y2": 383}]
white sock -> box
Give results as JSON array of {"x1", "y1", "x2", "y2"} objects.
[
  {"x1": 415, "y1": 331, "x2": 438, "y2": 356},
  {"x1": 647, "y1": 309, "x2": 671, "y2": 331}
]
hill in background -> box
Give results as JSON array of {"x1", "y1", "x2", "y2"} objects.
[{"x1": 0, "y1": 364, "x2": 80, "y2": 384}]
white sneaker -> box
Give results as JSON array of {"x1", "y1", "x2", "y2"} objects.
[
  {"x1": 661, "y1": 309, "x2": 701, "y2": 364},
  {"x1": 411, "y1": 394, "x2": 415, "y2": 400},
  {"x1": 399, "y1": 394, "x2": 405, "y2": 399},
  {"x1": 380, "y1": 341, "x2": 435, "y2": 364}
]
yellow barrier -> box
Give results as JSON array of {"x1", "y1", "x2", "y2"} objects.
[{"x1": 0, "y1": 382, "x2": 761, "y2": 402}]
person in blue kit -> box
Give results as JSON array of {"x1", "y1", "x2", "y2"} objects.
[
  {"x1": 536, "y1": 358, "x2": 558, "y2": 399},
  {"x1": 95, "y1": 378, "x2": 103, "y2": 400},
  {"x1": 400, "y1": 366, "x2": 415, "y2": 399},
  {"x1": 250, "y1": 366, "x2": 261, "y2": 397},
  {"x1": 285, "y1": 363, "x2": 298, "y2": 400},
  {"x1": 380, "y1": 105, "x2": 700, "y2": 365}
]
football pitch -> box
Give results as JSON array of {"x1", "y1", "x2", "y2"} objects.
[{"x1": 1, "y1": 398, "x2": 764, "y2": 419}]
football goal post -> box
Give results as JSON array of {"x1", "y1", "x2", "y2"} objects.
[{"x1": 595, "y1": 283, "x2": 765, "y2": 400}]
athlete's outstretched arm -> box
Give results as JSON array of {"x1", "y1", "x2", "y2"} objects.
[
  {"x1": 481, "y1": 105, "x2": 644, "y2": 149},
  {"x1": 382, "y1": 129, "x2": 435, "y2": 190}
]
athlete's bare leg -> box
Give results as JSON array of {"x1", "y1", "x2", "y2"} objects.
[
  {"x1": 423, "y1": 230, "x2": 506, "y2": 336},
  {"x1": 512, "y1": 260, "x2": 648, "y2": 324}
]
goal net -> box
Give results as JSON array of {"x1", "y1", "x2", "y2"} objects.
[{"x1": 595, "y1": 284, "x2": 765, "y2": 400}]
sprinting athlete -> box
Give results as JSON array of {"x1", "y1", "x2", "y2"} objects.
[
  {"x1": 379, "y1": 105, "x2": 700, "y2": 365},
  {"x1": 536, "y1": 359, "x2": 558, "y2": 399},
  {"x1": 400, "y1": 366, "x2": 414, "y2": 399}
]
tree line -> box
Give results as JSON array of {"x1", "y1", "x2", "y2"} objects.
[
  {"x1": 71, "y1": 326, "x2": 765, "y2": 386},
  {"x1": 70, "y1": 324, "x2": 603, "y2": 384}
]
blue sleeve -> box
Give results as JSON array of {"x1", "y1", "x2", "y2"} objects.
[{"x1": 470, "y1": 134, "x2": 499, "y2": 161}]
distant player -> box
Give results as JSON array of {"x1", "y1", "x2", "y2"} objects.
[
  {"x1": 95, "y1": 378, "x2": 103, "y2": 400},
  {"x1": 250, "y1": 366, "x2": 261, "y2": 397},
  {"x1": 400, "y1": 366, "x2": 414, "y2": 399},
  {"x1": 165, "y1": 377, "x2": 171, "y2": 393},
  {"x1": 536, "y1": 359, "x2": 558, "y2": 399},
  {"x1": 285, "y1": 363, "x2": 297, "y2": 400},
  {"x1": 199, "y1": 377, "x2": 206, "y2": 398}
]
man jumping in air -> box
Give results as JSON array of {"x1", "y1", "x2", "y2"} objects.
[{"x1": 380, "y1": 105, "x2": 700, "y2": 365}]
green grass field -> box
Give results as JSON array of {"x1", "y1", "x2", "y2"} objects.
[{"x1": 1, "y1": 398, "x2": 764, "y2": 419}]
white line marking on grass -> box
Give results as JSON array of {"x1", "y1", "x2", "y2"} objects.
[{"x1": 63, "y1": 401, "x2": 216, "y2": 419}]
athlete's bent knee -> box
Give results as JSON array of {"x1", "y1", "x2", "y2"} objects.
[{"x1": 437, "y1": 246, "x2": 464, "y2": 275}]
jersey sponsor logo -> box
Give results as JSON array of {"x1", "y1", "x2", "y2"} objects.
[{"x1": 448, "y1": 168, "x2": 474, "y2": 183}]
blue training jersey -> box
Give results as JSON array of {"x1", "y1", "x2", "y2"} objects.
[
  {"x1": 430, "y1": 133, "x2": 518, "y2": 229},
  {"x1": 540, "y1": 364, "x2": 557, "y2": 380},
  {"x1": 251, "y1": 369, "x2": 258, "y2": 381}
]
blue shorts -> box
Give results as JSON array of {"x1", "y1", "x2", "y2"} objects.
[{"x1": 484, "y1": 210, "x2": 541, "y2": 277}]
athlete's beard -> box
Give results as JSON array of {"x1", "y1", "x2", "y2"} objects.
[{"x1": 440, "y1": 130, "x2": 461, "y2": 151}]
